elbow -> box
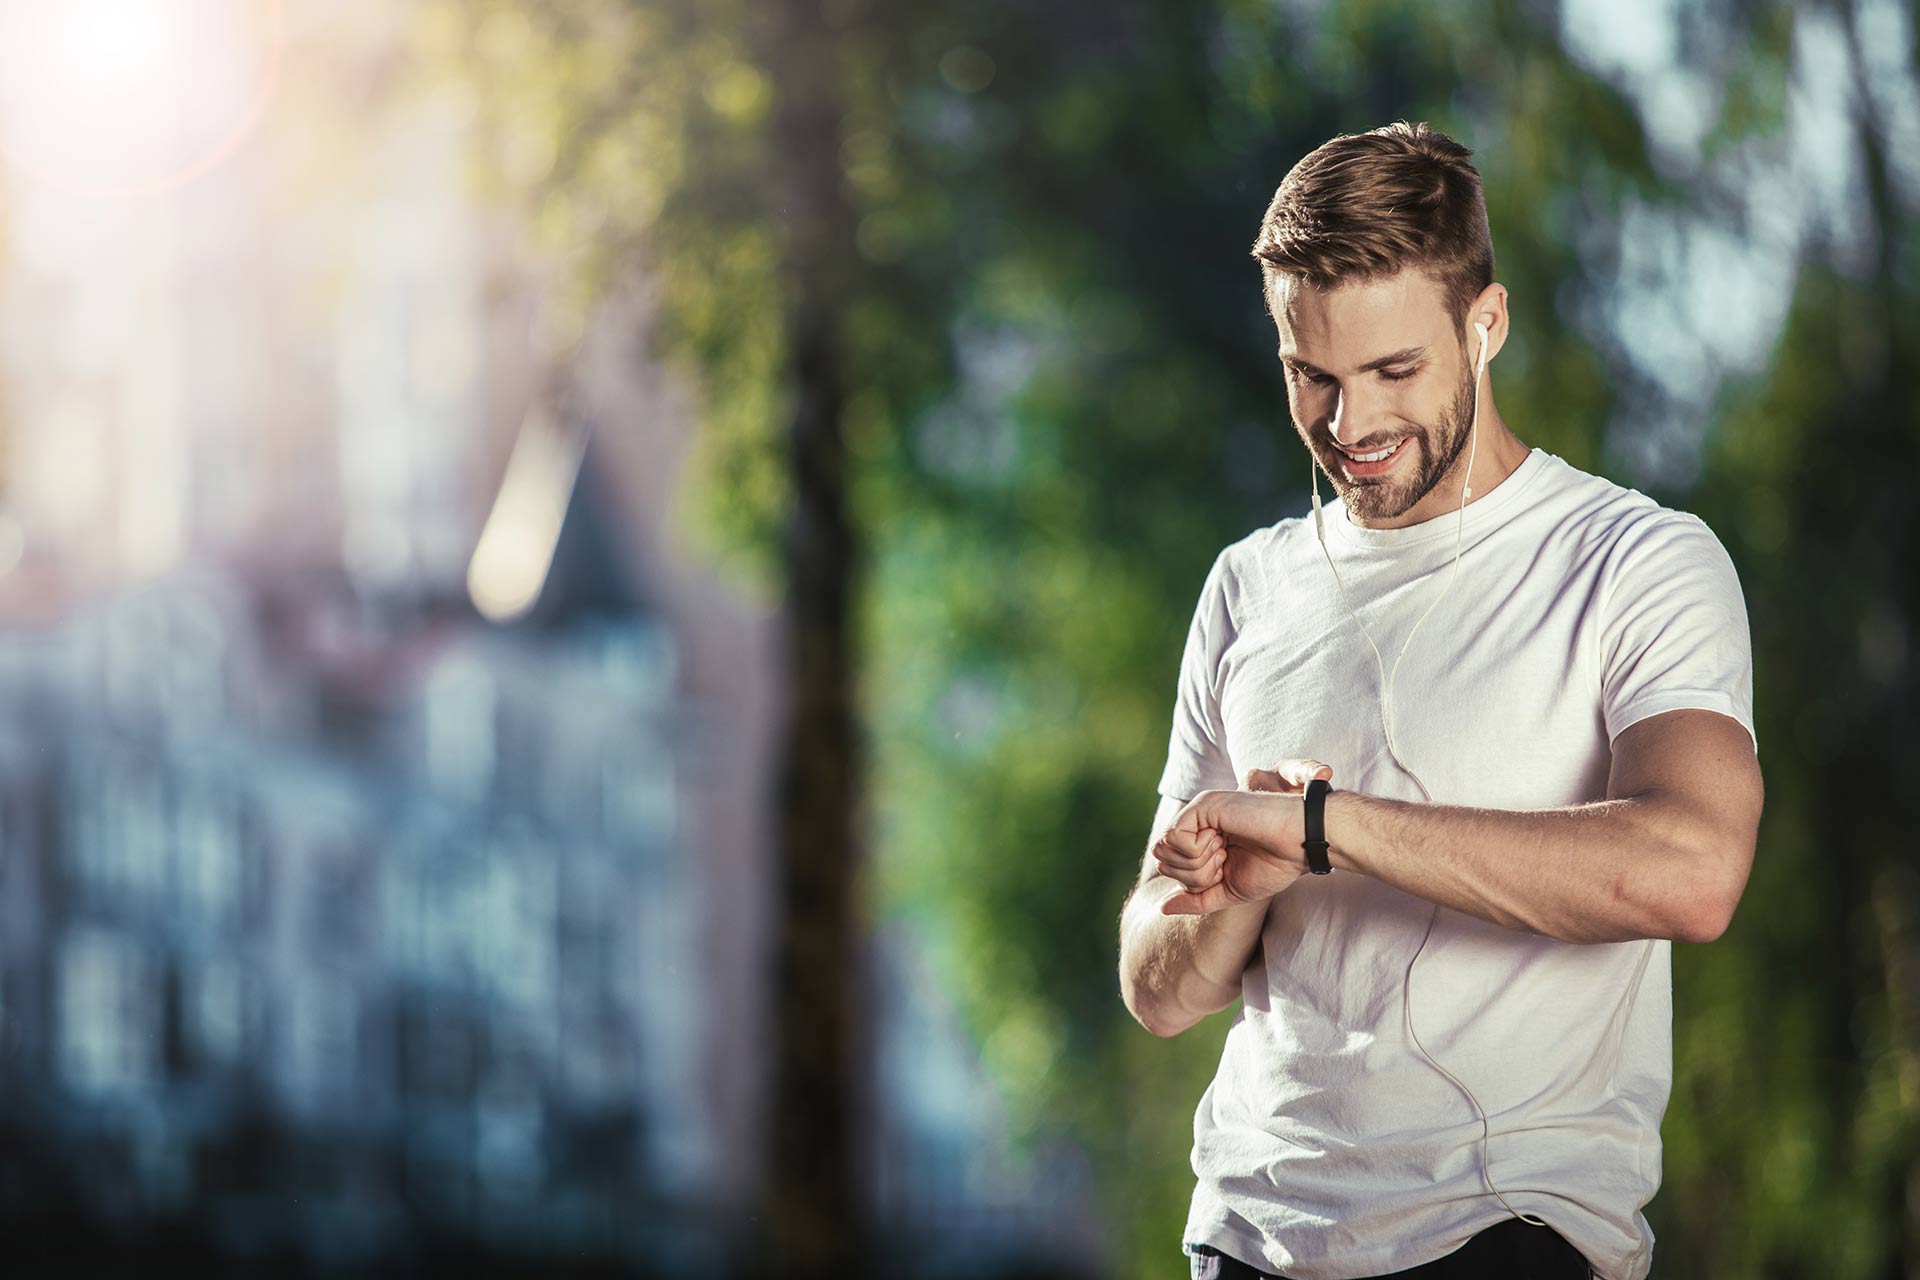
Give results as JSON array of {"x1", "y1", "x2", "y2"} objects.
[
  {"x1": 1672, "y1": 895, "x2": 1735, "y2": 945},
  {"x1": 1668, "y1": 842, "x2": 1753, "y2": 945},
  {"x1": 1675, "y1": 868, "x2": 1748, "y2": 942},
  {"x1": 1138, "y1": 1003, "x2": 1197, "y2": 1039},
  {"x1": 1119, "y1": 968, "x2": 1201, "y2": 1037},
  {"x1": 1121, "y1": 985, "x2": 1192, "y2": 1038},
  {"x1": 1653, "y1": 772, "x2": 1762, "y2": 946}
]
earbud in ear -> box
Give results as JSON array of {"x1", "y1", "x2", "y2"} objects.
[{"x1": 1465, "y1": 321, "x2": 1491, "y2": 500}]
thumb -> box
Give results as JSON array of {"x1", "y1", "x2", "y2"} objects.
[{"x1": 1244, "y1": 758, "x2": 1334, "y2": 793}]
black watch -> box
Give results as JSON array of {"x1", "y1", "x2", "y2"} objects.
[{"x1": 1303, "y1": 778, "x2": 1333, "y2": 875}]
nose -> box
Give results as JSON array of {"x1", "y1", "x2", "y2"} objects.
[
  {"x1": 1327, "y1": 384, "x2": 1363, "y2": 446},
  {"x1": 1326, "y1": 381, "x2": 1388, "y2": 448}
]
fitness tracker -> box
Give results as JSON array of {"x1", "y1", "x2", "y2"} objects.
[{"x1": 1303, "y1": 778, "x2": 1333, "y2": 875}]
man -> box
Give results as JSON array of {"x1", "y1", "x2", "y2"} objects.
[{"x1": 1115, "y1": 121, "x2": 1764, "y2": 1280}]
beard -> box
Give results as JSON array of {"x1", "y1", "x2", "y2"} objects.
[{"x1": 1311, "y1": 360, "x2": 1478, "y2": 524}]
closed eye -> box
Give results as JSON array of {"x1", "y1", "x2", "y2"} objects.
[{"x1": 1293, "y1": 366, "x2": 1419, "y2": 386}]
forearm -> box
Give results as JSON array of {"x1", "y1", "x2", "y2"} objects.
[
  {"x1": 1119, "y1": 872, "x2": 1268, "y2": 1036},
  {"x1": 1322, "y1": 789, "x2": 1732, "y2": 944}
]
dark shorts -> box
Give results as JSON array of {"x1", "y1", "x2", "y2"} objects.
[{"x1": 1187, "y1": 1217, "x2": 1597, "y2": 1279}]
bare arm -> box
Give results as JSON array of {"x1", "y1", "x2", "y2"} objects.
[
  {"x1": 1118, "y1": 794, "x2": 1267, "y2": 1037},
  {"x1": 1327, "y1": 708, "x2": 1762, "y2": 943},
  {"x1": 1119, "y1": 759, "x2": 1333, "y2": 1037},
  {"x1": 1156, "y1": 709, "x2": 1764, "y2": 946}
]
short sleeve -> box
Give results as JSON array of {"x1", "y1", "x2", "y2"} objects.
[
  {"x1": 1598, "y1": 511, "x2": 1757, "y2": 755},
  {"x1": 1156, "y1": 548, "x2": 1242, "y2": 801}
]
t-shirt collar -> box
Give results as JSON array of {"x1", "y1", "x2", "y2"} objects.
[{"x1": 1324, "y1": 447, "x2": 1548, "y2": 549}]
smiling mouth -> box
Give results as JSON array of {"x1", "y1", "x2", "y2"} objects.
[{"x1": 1334, "y1": 436, "x2": 1411, "y2": 479}]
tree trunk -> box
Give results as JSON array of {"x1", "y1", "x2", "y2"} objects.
[{"x1": 751, "y1": 0, "x2": 870, "y2": 1274}]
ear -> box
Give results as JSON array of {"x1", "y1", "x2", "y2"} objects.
[{"x1": 1465, "y1": 282, "x2": 1510, "y2": 365}]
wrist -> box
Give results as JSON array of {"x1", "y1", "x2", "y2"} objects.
[
  {"x1": 1324, "y1": 790, "x2": 1362, "y2": 871},
  {"x1": 1302, "y1": 778, "x2": 1332, "y2": 874},
  {"x1": 1218, "y1": 790, "x2": 1310, "y2": 872},
  {"x1": 1232, "y1": 790, "x2": 1303, "y2": 867}
]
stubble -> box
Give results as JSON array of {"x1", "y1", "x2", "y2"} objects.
[{"x1": 1322, "y1": 359, "x2": 1478, "y2": 525}]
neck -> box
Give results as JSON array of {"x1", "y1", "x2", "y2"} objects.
[{"x1": 1351, "y1": 401, "x2": 1529, "y2": 531}]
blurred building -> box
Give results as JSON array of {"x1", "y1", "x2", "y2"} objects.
[
  {"x1": 0, "y1": 564, "x2": 710, "y2": 1270},
  {"x1": 0, "y1": 2, "x2": 1095, "y2": 1275}
]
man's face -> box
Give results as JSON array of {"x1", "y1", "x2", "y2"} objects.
[{"x1": 1272, "y1": 270, "x2": 1476, "y2": 528}]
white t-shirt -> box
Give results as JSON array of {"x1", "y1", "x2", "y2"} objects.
[{"x1": 1159, "y1": 447, "x2": 1756, "y2": 1280}]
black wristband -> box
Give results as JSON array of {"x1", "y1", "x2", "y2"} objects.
[{"x1": 1303, "y1": 778, "x2": 1333, "y2": 875}]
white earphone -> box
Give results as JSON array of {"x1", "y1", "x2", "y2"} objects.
[{"x1": 1309, "y1": 319, "x2": 1550, "y2": 1228}]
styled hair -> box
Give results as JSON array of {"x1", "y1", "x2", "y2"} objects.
[{"x1": 1251, "y1": 121, "x2": 1493, "y2": 336}]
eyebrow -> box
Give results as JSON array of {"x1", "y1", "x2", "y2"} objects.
[{"x1": 1278, "y1": 345, "x2": 1428, "y2": 375}]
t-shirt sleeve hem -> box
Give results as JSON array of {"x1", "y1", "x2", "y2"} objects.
[
  {"x1": 1606, "y1": 690, "x2": 1757, "y2": 755},
  {"x1": 1157, "y1": 763, "x2": 1237, "y2": 803}
]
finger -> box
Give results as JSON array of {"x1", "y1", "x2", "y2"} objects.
[
  {"x1": 1244, "y1": 759, "x2": 1333, "y2": 793},
  {"x1": 1160, "y1": 881, "x2": 1236, "y2": 916},
  {"x1": 1276, "y1": 758, "x2": 1333, "y2": 789},
  {"x1": 1156, "y1": 861, "x2": 1209, "y2": 892},
  {"x1": 1154, "y1": 826, "x2": 1223, "y2": 867},
  {"x1": 1155, "y1": 845, "x2": 1222, "y2": 885}
]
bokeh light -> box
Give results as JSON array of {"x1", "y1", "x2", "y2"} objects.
[{"x1": 0, "y1": 0, "x2": 283, "y2": 197}]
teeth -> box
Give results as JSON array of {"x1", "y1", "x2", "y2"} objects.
[{"x1": 1342, "y1": 442, "x2": 1399, "y2": 463}]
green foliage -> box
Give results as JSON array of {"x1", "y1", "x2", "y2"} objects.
[
  {"x1": 1659, "y1": 222, "x2": 1920, "y2": 1275},
  {"x1": 416, "y1": 0, "x2": 798, "y2": 599},
  {"x1": 854, "y1": 4, "x2": 1674, "y2": 1275},
  {"x1": 425, "y1": 0, "x2": 1920, "y2": 1274}
]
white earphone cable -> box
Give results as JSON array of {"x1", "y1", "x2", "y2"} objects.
[{"x1": 1308, "y1": 327, "x2": 1548, "y2": 1227}]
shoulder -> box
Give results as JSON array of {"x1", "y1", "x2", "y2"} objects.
[
  {"x1": 1529, "y1": 451, "x2": 1735, "y2": 571},
  {"x1": 1525, "y1": 458, "x2": 1749, "y2": 652},
  {"x1": 1205, "y1": 512, "x2": 1318, "y2": 617}
]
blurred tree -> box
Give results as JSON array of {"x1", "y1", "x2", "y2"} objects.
[
  {"x1": 419, "y1": 0, "x2": 1920, "y2": 1276},
  {"x1": 414, "y1": 0, "x2": 900, "y2": 1272},
  {"x1": 744, "y1": 0, "x2": 873, "y2": 1271},
  {"x1": 856, "y1": 3, "x2": 1675, "y2": 1273},
  {"x1": 1654, "y1": 2, "x2": 1920, "y2": 1276}
]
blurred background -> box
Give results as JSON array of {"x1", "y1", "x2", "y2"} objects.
[{"x1": 0, "y1": 0, "x2": 1909, "y2": 1277}]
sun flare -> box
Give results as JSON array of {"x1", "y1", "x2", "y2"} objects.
[{"x1": 0, "y1": 0, "x2": 284, "y2": 197}]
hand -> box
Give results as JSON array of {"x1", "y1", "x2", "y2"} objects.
[{"x1": 1154, "y1": 758, "x2": 1333, "y2": 916}]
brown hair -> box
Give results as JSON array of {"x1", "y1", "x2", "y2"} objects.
[{"x1": 1251, "y1": 121, "x2": 1493, "y2": 337}]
